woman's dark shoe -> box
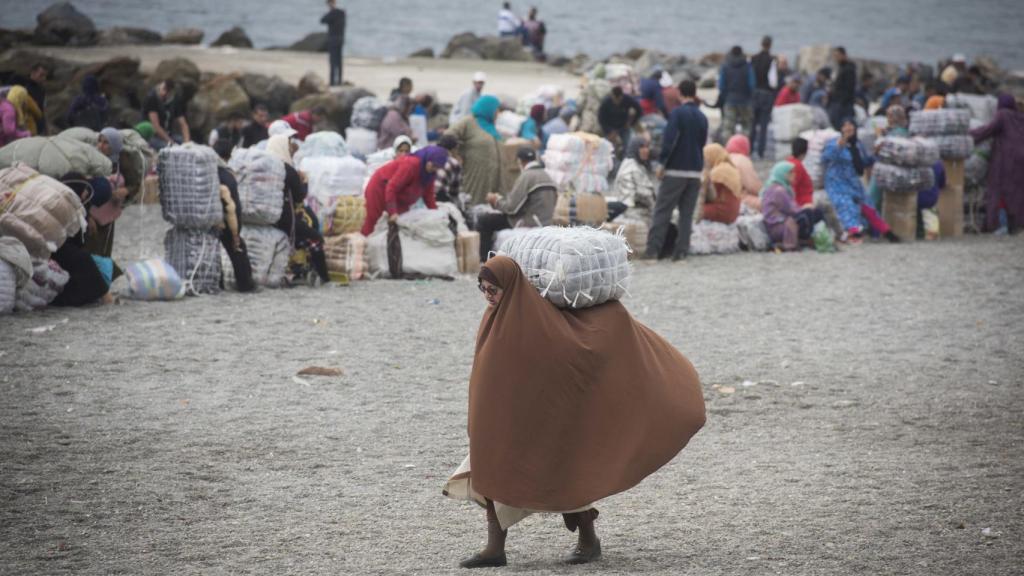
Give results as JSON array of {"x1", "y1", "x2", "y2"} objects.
[
  {"x1": 565, "y1": 538, "x2": 602, "y2": 565},
  {"x1": 884, "y1": 230, "x2": 901, "y2": 243},
  {"x1": 459, "y1": 552, "x2": 507, "y2": 569}
]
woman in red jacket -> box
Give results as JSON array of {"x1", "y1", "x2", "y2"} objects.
[{"x1": 360, "y1": 145, "x2": 450, "y2": 236}]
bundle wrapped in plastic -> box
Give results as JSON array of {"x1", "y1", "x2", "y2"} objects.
[
  {"x1": 493, "y1": 227, "x2": 534, "y2": 254},
  {"x1": 157, "y1": 143, "x2": 223, "y2": 228},
  {"x1": 164, "y1": 227, "x2": 221, "y2": 294},
  {"x1": 498, "y1": 225, "x2": 631, "y2": 309},
  {"x1": 944, "y1": 93, "x2": 998, "y2": 125},
  {"x1": 15, "y1": 259, "x2": 69, "y2": 311},
  {"x1": 873, "y1": 163, "x2": 936, "y2": 193},
  {"x1": 736, "y1": 214, "x2": 771, "y2": 251},
  {"x1": 222, "y1": 226, "x2": 290, "y2": 288},
  {"x1": 330, "y1": 196, "x2": 367, "y2": 236},
  {"x1": 909, "y1": 109, "x2": 971, "y2": 136},
  {"x1": 965, "y1": 145, "x2": 990, "y2": 187},
  {"x1": 516, "y1": 85, "x2": 565, "y2": 116},
  {"x1": 228, "y1": 148, "x2": 285, "y2": 225},
  {"x1": 931, "y1": 135, "x2": 974, "y2": 160},
  {"x1": 496, "y1": 111, "x2": 527, "y2": 139},
  {"x1": 302, "y1": 156, "x2": 367, "y2": 231},
  {"x1": 121, "y1": 258, "x2": 185, "y2": 300},
  {"x1": 0, "y1": 163, "x2": 86, "y2": 259},
  {"x1": 325, "y1": 232, "x2": 367, "y2": 280},
  {"x1": 351, "y1": 97, "x2": 388, "y2": 131},
  {"x1": 366, "y1": 209, "x2": 458, "y2": 278},
  {"x1": 689, "y1": 221, "x2": 741, "y2": 255},
  {"x1": 364, "y1": 148, "x2": 396, "y2": 177},
  {"x1": 345, "y1": 127, "x2": 378, "y2": 157},
  {"x1": 293, "y1": 131, "x2": 349, "y2": 169},
  {"x1": 553, "y1": 192, "x2": 608, "y2": 226},
  {"x1": 799, "y1": 129, "x2": 840, "y2": 189},
  {"x1": 772, "y1": 104, "x2": 815, "y2": 141},
  {"x1": 543, "y1": 132, "x2": 615, "y2": 194},
  {"x1": 875, "y1": 136, "x2": 941, "y2": 167},
  {"x1": 0, "y1": 259, "x2": 16, "y2": 313}
]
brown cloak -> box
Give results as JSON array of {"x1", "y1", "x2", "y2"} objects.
[{"x1": 467, "y1": 256, "x2": 705, "y2": 512}]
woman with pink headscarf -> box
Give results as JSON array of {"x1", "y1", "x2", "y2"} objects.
[{"x1": 725, "y1": 134, "x2": 763, "y2": 211}]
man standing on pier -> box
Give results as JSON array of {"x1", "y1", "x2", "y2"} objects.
[{"x1": 322, "y1": 0, "x2": 346, "y2": 86}]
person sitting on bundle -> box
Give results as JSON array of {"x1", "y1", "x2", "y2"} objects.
[
  {"x1": 476, "y1": 147, "x2": 557, "y2": 262},
  {"x1": 697, "y1": 143, "x2": 743, "y2": 224},
  {"x1": 360, "y1": 145, "x2": 450, "y2": 236}
]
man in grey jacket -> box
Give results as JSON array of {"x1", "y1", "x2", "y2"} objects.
[{"x1": 477, "y1": 147, "x2": 557, "y2": 261}]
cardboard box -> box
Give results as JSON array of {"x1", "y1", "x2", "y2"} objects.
[
  {"x1": 938, "y1": 159, "x2": 965, "y2": 238},
  {"x1": 882, "y1": 190, "x2": 917, "y2": 241},
  {"x1": 456, "y1": 231, "x2": 480, "y2": 274},
  {"x1": 553, "y1": 193, "x2": 608, "y2": 226}
]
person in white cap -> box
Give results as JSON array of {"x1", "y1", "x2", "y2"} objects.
[
  {"x1": 449, "y1": 72, "x2": 487, "y2": 126},
  {"x1": 252, "y1": 120, "x2": 297, "y2": 151}
]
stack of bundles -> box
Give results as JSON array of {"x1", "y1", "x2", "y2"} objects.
[
  {"x1": 799, "y1": 129, "x2": 840, "y2": 188},
  {"x1": 874, "y1": 135, "x2": 939, "y2": 240},
  {"x1": 544, "y1": 133, "x2": 614, "y2": 188},
  {"x1": 0, "y1": 164, "x2": 86, "y2": 260},
  {"x1": 366, "y1": 209, "x2": 458, "y2": 278},
  {"x1": 771, "y1": 104, "x2": 815, "y2": 160},
  {"x1": 910, "y1": 109, "x2": 973, "y2": 162},
  {"x1": 945, "y1": 93, "x2": 998, "y2": 127},
  {"x1": 301, "y1": 156, "x2": 366, "y2": 234},
  {"x1": 689, "y1": 221, "x2": 741, "y2": 255},
  {"x1": 0, "y1": 236, "x2": 32, "y2": 314},
  {"x1": 496, "y1": 111, "x2": 527, "y2": 140},
  {"x1": 345, "y1": 127, "x2": 378, "y2": 157},
  {"x1": 873, "y1": 163, "x2": 936, "y2": 192},
  {"x1": 498, "y1": 226, "x2": 631, "y2": 310},
  {"x1": 601, "y1": 217, "x2": 649, "y2": 256},
  {"x1": 222, "y1": 226, "x2": 290, "y2": 289},
  {"x1": 0, "y1": 136, "x2": 112, "y2": 179},
  {"x1": 325, "y1": 233, "x2": 368, "y2": 280},
  {"x1": 157, "y1": 144, "x2": 223, "y2": 294},
  {"x1": 331, "y1": 196, "x2": 367, "y2": 237},
  {"x1": 15, "y1": 259, "x2": 69, "y2": 311},
  {"x1": 351, "y1": 97, "x2": 388, "y2": 132},
  {"x1": 293, "y1": 131, "x2": 349, "y2": 168}
]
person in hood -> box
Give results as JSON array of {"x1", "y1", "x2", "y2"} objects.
[
  {"x1": 4, "y1": 85, "x2": 43, "y2": 136},
  {"x1": 51, "y1": 175, "x2": 120, "y2": 307},
  {"x1": 66, "y1": 75, "x2": 109, "y2": 131},
  {"x1": 971, "y1": 94, "x2": 1024, "y2": 234},
  {"x1": 718, "y1": 45, "x2": 755, "y2": 143}
]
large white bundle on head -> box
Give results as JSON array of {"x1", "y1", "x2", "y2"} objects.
[
  {"x1": 909, "y1": 109, "x2": 971, "y2": 137},
  {"x1": 543, "y1": 133, "x2": 615, "y2": 194},
  {"x1": 498, "y1": 226, "x2": 632, "y2": 309},
  {"x1": 875, "y1": 136, "x2": 941, "y2": 167},
  {"x1": 158, "y1": 143, "x2": 223, "y2": 228},
  {"x1": 294, "y1": 131, "x2": 349, "y2": 168},
  {"x1": 228, "y1": 147, "x2": 285, "y2": 225}
]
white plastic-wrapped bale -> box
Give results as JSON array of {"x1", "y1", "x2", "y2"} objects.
[
  {"x1": 164, "y1": 227, "x2": 222, "y2": 294},
  {"x1": 364, "y1": 147, "x2": 396, "y2": 177},
  {"x1": 800, "y1": 129, "x2": 839, "y2": 189},
  {"x1": 498, "y1": 226, "x2": 631, "y2": 310},
  {"x1": 222, "y1": 226, "x2": 290, "y2": 289},
  {"x1": 0, "y1": 164, "x2": 86, "y2": 259},
  {"x1": 543, "y1": 133, "x2": 615, "y2": 194},
  {"x1": 496, "y1": 111, "x2": 527, "y2": 140},
  {"x1": 302, "y1": 156, "x2": 367, "y2": 230},
  {"x1": 931, "y1": 135, "x2": 974, "y2": 160},
  {"x1": 689, "y1": 221, "x2": 741, "y2": 255},
  {"x1": 157, "y1": 144, "x2": 223, "y2": 228},
  {"x1": 874, "y1": 163, "x2": 936, "y2": 193},
  {"x1": 345, "y1": 127, "x2": 378, "y2": 157},
  {"x1": 944, "y1": 93, "x2": 998, "y2": 125},
  {"x1": 0, "y1": 260, "x2": 16, "y2": 313},
  {"x1": 228, "y1": 148, "x2": 285, "y2": 225},
  {"x1": 351, "y1": 97, "x2": 388, "y2": 131},
  {"x1": 771, "y1": 104, "x2": 815, "y2": 141},
  {"x1": 875, "y1": 136, "x2": 941, "y2": 167},
  {"x1": 493, "y1": 227, "x2": 533, "y2": 254},
  {"x1": 736, "y1": 214, "x2": 771, "y2": 251},
  {"x1": 366, "y1": 209, "x2": 458, "y2": 278},
  {"x1": 965, "y1": 147, "x2": 990, "y2": 187},
  {"x1": 293, "y1": 131, "x2": 349, "y2": 168},
  {"x1": 325, "y1": 232, "x2": 367, "y2": 280},
  {"x1": 15, "y1": 260, "x2": 69, "y2": 311},
  {"x1": 909, "y1": 109, "x2": 971, "y2": 136}
]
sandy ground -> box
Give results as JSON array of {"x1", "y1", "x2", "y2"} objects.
[
  {"x1": 1, "y1": 204, "x2": 1021, "y2": 575},
  {"x1": 26, "y1": 45, "x2": 583, "y2": 105}
]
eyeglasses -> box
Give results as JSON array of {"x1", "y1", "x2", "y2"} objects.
[{"x1": 477, "y1": 282, "x2": 500, "y2": 297}]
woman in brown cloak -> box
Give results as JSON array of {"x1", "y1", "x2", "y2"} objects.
[{"x1": 443, "y1": 255, "x2": 706, "y2": 568}]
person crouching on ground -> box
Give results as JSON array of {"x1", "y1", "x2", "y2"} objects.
[
  {"x1": 51, "y1": 175, "x2": 120, "y2": 306},
  {"x1": 443, "y1": 256, "x2": 705, "y2": 568},
  {"x1": 265, "y1": 134, "x2": 331, "y2": 285},
  {"x1": 761, "y1": 162, "x2": 826, "y2": 251},
  {"x1": 477, "y1": 147, "x2": 557, "y2": 262},
  {"x1": 360, "y1": 145, "x2": 449, "y2": 236}
]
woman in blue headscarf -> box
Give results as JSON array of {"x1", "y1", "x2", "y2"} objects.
[
  {"x1": 360, "y1": 145, "x2": 450, "y2": 236},
  {"x1": 445, "y1": 94, "x2": 509, "y2": 206}
]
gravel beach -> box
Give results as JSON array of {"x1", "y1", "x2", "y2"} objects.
[{"x1": 1, "y1": 206, "x2": 1022, "y2": 575}]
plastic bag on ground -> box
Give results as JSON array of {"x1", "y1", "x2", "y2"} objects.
[{"x1": 121, "y1": 258, "x2": 185, "y2": 300}]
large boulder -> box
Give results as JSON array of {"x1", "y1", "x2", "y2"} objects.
[
  {"x1": 237, "y1": 73, "x2": 298, "y2": 116},
  {"x1": 409, "y1": 47, "x2": 435, "y2": 59},
  {"x1": 97, "y1": 27, "x2": 162, "y2": 46},
  {"x1": 698, "y1": 52, "x2": 725, "y2": 68},
  {"x1": 47, "y1": 57, "x2": 146, "y2": 132},
  {"x1": 33, "y1": 2, "x2": 97, "y2": 46},
  {"x1": 289, "y1": 87, "x2": 373, "y2": 133},
  {"x1": 164, "y1": 28, "x2": 203, "y2": 45},
  {"x1": 0, "y1": 29, "x2": 34, "y2": 51},
  {"x1": 441, "y1": 32, "x2": 531, "y2": 61},
  {"x1": 288, "y1": 32, "x2": 327, "y2": 52},
  {"x1": 149, "y1": 58, "x2": 201, "y2": 102},
  {"x1": 211, "y1": 26, "x2": 253, "y2": 49},
  {"x1": 633, "y1": 49, "x2": 690, "y2": 78},
  {"x1": 797, "y1": 44, "x2": 833, "y2": 75},
  {"x1": 187, "y1": 75, "x2": 251, "y2": 141},
  {"x1": 297, "y1": 71, "x2": 327, "y2": 97}
]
